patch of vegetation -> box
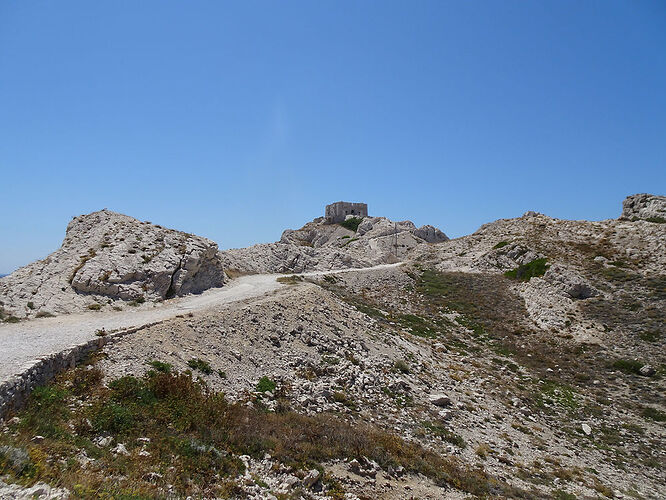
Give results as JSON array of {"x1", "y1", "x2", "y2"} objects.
[
  {"x1": 641, "y1": 406, "x2": 666, "y2": 422},
  {"x1": 187, "y1": 358, "x2": 213, "y2": 375},
  {"x1": 3, "y1": 316, "x2": 20, "y2": 323},
  {"x1": 27, "y1": 302, "x2": 34, "y2": 310},
  {"x1": 276, "y1": 275, "x2": 304, "y2": 285},
  {"x1": 533, "y1": 380, "x2": 579, "y2": 412},
  {"x1": 475, "y1": 443, "x2": 493, "y2": 458},
  {"x1": 493, "y1": 241, "x2": 510, "y2": 249},
  {"x1": 396, "y1": 313, "x2": 441, "y2": 338},
  {"x1": 0, "y1": 365, "x2": 533, "y2": 498},
  {"x1": 339, "y1": 217, "x2": 363, "y2": 232},
  {"x1": 645, "y1": 216, "x2": 666, "y2": 224},
  {"x1": 35, "y1": 311, "x2": 55, "y2": 318},
  {"x1": 87, "y1": 303, "x2": 102, "y2": 311},
  {"x1": 128, "y1": 296, "x2": 146, "y2": 307},
  {"x1": 420, "y1": 422, "x2": 466, "y2": 449},
  {"x1": 331, "y1": 391, "x2": 357, "y2": 410},
  {"x1": 392, "y1": 360, "x2": 411, "y2": 374},
  {"x1": 148, "y1": 360, "x2": 172, "y2": 374},
  {"x1": 255, "y1": 376, "x2": 276, "y2": 393},
  {"x1": 611, "y1": 359, "x2": 643, "y2": 376},
  {"x1": 504, "y1": 258, "x2": 549, "y2": 281}
]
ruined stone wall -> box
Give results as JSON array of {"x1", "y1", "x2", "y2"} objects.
[
  {"x1": 0, "y1": 323, "x2": 159, "y2": 418},
  {"x1": 325, "y1": 202, "x2": 368, "y2": 223}
]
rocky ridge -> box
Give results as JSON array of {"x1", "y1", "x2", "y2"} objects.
[
  {"x1": 620, "y1": 193, "x2": 666, "y2": 222},
  {"x1": 0, "y1": 210, "x2": 225, "y2": 318},
  {"x1": 220, "y1": 215, "x2": 448, "y2": 274}
]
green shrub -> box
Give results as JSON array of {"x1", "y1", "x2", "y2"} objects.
[
  {"x1": 611, "y1": 359, "x2": 643, "y2": 375},
  {"x1": 187, "y1": 358, "x2": 213, "y2": 375},
  {"x1": 87, "y1": 303, "x2": 102, "y2": 311},
  {"x1": 35, "y1": 311, "x2": 55, "y2": 318},
  {"x1": 645, "y1": 216, "x2": 666, "y2": 224},
  {"x1": 504, "y1": 258, "x2": 549, "y2": 281},
  {"x1": 256, "y1": 376, "x2": 276, "y2": 392},
  {"x1": 493, "y1": 241, "x2": 509, "y2": 249},
  {"x1": 27, "y1": 302, "x2": 34, "y2": 310},
  {"x1": 392, "y1": 360, "x2": 411, "y2": 374},
  {"x1": 339, "y1": 217, "x2": 363, "y2": 232},
  {"x1": 641, "y1": 406, "x2": 666, "y2": 422},
  {"x1": 92, "y1": 402, "x2": 135, "y2": 433},
  {"x1": 148, "y1": 360, "x2": 173, "y2": 373}
]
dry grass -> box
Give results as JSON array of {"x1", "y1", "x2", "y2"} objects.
[{"x1": 0, "y1": 364, "x2": 535, "y2": 498}]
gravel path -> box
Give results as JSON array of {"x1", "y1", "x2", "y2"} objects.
[{"x1": 0, "y1": 263, "x2": 401, "y2": 382}]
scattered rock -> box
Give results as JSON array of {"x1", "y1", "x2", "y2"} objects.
[
  {"x1": 302, "y1": 469, "x2": 320, "y2": 487},
  {"x1": 429, "y1": 394, "x2": 452, "y2": 407},
  {"x1": 112, "y1": 443, "x2": 130, "y2": 456}
]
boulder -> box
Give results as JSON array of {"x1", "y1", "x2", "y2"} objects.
[{"x1": 429, "y1": 394, "x2": 452, "y2": 407}]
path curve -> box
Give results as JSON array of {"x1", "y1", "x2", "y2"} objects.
[{"x1": 0, "y1": 263, "x2": 402, "y2": 383}]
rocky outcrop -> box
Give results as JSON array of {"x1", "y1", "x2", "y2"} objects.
[
  {"x1": 0, "y1": 210, "x2": 225, "y2": 318},
  {"x1": 620, "y1": 193, "x2": 666, "y2": 222},
  {"x1": 221, "y1": 215, "x2": 448, "y2": 274}
]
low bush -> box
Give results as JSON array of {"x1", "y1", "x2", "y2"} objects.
[
  {"x1": 339, "y1": 217, "x2": 363, "y2": 232},
  {"x1": 611, "y1": 359, "x2": 643, "y2": 376},
  {"x1": 256, "y1": 376, "x2": 276, "y2": 393},
  {"x1": 187, "y1": 358, "x2": 213, "y2": 375},
  {"x1": 504, "y1": 258, "x2": 549, "y2": 281}
]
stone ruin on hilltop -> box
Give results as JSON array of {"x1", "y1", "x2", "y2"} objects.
[{"x1": 324, "y1": 201, "x2": 368, "y2": 224}]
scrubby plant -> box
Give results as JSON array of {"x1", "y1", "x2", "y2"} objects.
[
  {"x1": 641, "y1": 406, "x2": 666, "y2": 422},
  {"x1": 493, "y1": 241, "x2": 509, "y2": 249},
  {"x1": 504, "y1": 258, "x2": 549, "y2": 281},
  {"x1": 148, "y1": 360, "x2": 173, "y2": 373},
  {"x1": 392, "y1": 360, "x2": 411, "y2": 374},
  {"x1": 611, "y1": 359, "x2": 643, "y2": 375},
  {"x1": 256, "y1": 376, "x2": 276, "y2": 392},
  {"x1": 87, "y1": 303, "x2": 102, "y2": 311},
  {"x1": 187, "y1": 358, "x2": 213, "y2": 375},
  {"x1": 339, "y1": 217, "x2": 363, "y2": 232}
]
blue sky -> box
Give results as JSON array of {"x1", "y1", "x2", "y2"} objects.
[{"x1": 1, "y1": 1, "x2": 665, "y2": 274}]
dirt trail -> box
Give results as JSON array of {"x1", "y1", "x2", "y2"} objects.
[{"x1": 0, "y1": 264, "x2": 401, "y2": 381}]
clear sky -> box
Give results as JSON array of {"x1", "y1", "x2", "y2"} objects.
[{"x1": 1, "y1": 1, "x2": 665, "y2": 274}]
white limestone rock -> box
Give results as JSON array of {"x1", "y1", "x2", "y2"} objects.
[
  {"x1": 0, "y1": 209, "x2": 225, "y2": 317},
  {"x1": 620, "y1": 193, "x2": 666, "y2": 221}
]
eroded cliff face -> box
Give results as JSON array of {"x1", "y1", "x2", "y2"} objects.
[
  {"x1": 0, "y1": 210, "x2": 225, "y2": 318},
  {"x1": 620, "y1": 193, "x2": 666, "y2": 222}
]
